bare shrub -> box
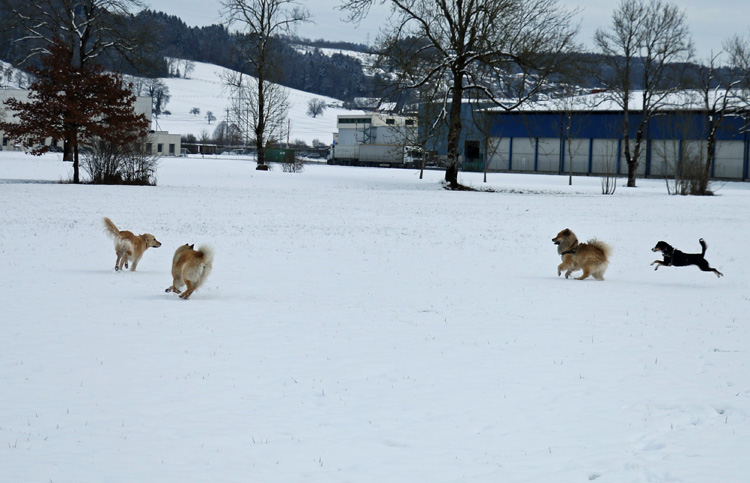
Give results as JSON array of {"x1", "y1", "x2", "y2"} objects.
[
  {"x1": 81, "y1": 138, "x2": 159, "y2": 185},
  {"x1": 666, "y1": 151, "x2": 710, "y2": 195},
  {"x1": 280, "y1": 156, "x2": 304, "y2": 173}
]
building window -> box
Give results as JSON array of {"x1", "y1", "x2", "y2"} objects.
[
  {"x1": 386, "y1": 118, "x2": 395, "y2": 125},
  {"x1": 405, "y1": 119, "x2": 415, "y2": 126},
  {"x1": 2, "y1": 137, "x2": 7, "y2": 147},
  {"x1": 146, "y1": 143, "x2": 152, "y2": 154},
  {"x1": 169, "y1": 144, "x2": 175, "y2": 155},
  {"x1": 339, "y1": 118, "x2": 372, "y2": 124},
  {"x1": 157, "y1": 143, "x2": 163, "y2": 153}
]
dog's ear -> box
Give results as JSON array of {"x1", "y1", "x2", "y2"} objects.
[
  {"x1": 563, "y1": 229, "x2": 570, "y2": 235},
  {"x1": 189, "y1": 244, "x2": 194, "y2": 249}
]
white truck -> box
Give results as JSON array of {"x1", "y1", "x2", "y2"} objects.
[{"x1": 328, "y1": 144, "x2": 423, "y2": 168}]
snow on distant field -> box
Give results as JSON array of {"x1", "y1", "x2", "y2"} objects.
[
  {"x1": 153, "y1": 61, "x2": 364, "y2": 146},
  {"x1": 1, "y1": 151, "x2": 750, "y2": 482}
]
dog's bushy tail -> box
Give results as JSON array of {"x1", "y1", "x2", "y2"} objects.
[
  {"x1": 588, "y1": 239, "x2": 613, "y2": 261},
  {"x1": 102, "y1": 217, "x2": 120, "y2": 239},
  {"x1": 699, "y1": 238, "x2": 708, "y2": 256},
  {"x1": 192, "y1": 245, "x2": 214, "y2": 290},
  {"x1": 197, "y1": 245, "x2": 214, "y2": 265}
]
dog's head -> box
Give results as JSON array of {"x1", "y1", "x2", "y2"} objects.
[
  {"x1": 553, "y1": 228, "x2": 579, "y2": 255},
  {"x1": 174, "y1": 243, "x2": 194, "y2": 256},
  {"x1": 552, "y1": 228, "x2": 574, "y2": 245},
  {"x1": 142, "y1": 234, "x2": 162, "y2": 248},
  {"x1": 652, "y1": 241, "x2": 671, "y2": 253}
]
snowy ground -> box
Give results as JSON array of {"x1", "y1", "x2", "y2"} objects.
[{"x1": 1, "y1": 152, "x2": 749, "y2": 482}]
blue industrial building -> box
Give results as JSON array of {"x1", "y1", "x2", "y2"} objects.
[{"x1": 423, "y1": 99, "x2": 750, "y2": 181}]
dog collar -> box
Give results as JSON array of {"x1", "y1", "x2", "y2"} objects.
[{"x1": 561, "y1": 248, "x2": 577, "y2": 256}]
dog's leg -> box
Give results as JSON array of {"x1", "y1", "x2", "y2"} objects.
[
  {"x1": 130, "y1": 255, "x2": 141, "y2": 272},
  {"x1": 180, "y1": 281, "x2": 195, "y2": 300},
  {"x1": 698, "y1": 260, "x2": 723, "y2": 277},
  {"x1": 117, "y1": 253, "x2": 127, "y2": 271},
  {"x1": 697, "y1": 260, "x2": 723, "y2": 277},
  {"x1": 651, "y1": 260, "x2": 664, "y2": 271},
  {"x1": 575, "y1": 269, "x2": 591, "y2": 280},
  {"x1": 166, "y1": 276, "x2": 182, "y2": 294}
]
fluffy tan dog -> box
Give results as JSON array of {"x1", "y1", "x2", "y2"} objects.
[
  {"x1": 552, "y1": 228, "x2": 612, "y2": 280},
  {"x1": 102, "y1": 217, "x2": 161, "y2": 271},
  {"x1": 165, "y1": 244, "x2": 214, "y2": 299}
]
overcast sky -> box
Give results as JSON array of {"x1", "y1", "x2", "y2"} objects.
[{"x1": 145, "y1": 0, "x2": 748, "y2": 61}]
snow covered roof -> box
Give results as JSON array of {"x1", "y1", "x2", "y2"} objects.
[{"x1": 486, "y1": 90, "x2": 750, "y2": 114}]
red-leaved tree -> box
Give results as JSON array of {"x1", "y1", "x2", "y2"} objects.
[{"x1": 1, "y1": 39, "x2": 149, "y2": 183}]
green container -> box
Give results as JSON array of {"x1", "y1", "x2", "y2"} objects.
[{"x1": 265, "y1": 148, "x2": 295, "y2": 163}]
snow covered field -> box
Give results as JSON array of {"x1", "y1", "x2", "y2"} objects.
[
  {"x1": 153, "y1": 61, "x2": 362, "y2": 146},
  {"x1": 1, "y1": 152, "x2": 749, "y2": 482}
]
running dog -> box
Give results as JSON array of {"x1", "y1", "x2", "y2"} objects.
[
  {"x1": 102, "y1": 217, "x2": 161, "y2": 271},
  {"x1": 651, "y1": 239, "x2": 723, "y2": 277},
  {"x1": 552, "y1": 228, "x2": 612, "y2": 280},
  {"x1": 165, "y1": 244, "x2": 214, "y2": 299}
]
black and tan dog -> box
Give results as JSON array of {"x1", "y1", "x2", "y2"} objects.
[
  {"x1": 651, "y1": 239, "x2": 723, "y2": 278},
  {"x1": 552, "y1": 228, "x2": 612, "y2": 280}
]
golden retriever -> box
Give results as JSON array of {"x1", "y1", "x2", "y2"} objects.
[
  {"x1": 165, "y1": 244, "x2": 214, "y2": 299},
  {"x1": 102, "y1": 217, "x2": 161, "y2": 271},
  {"x1": 552, "y1": 228, "x2": 611, "y2": 280}
]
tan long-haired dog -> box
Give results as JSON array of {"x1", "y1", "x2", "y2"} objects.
[
  {"x1": 165, "y1": 244, "x2": 214, "y2": 299},
  {"x1": 102, "y1": 217, "x2": 161, "y2": 271},
  {"x1": 552, "y1": 228, "x2": 612, "y2": 280}
]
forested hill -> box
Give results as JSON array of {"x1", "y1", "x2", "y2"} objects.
[{"x1": 0, "y1": 8, "x2": 382, "y2": 103}]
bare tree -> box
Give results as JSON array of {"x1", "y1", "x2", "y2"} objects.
[
  {"x1": 307, "y1": 98, "x2": 326, "y2": 118},
  {"x1": 213, "y1": 120, "x2": 243, "y2": 146},
  {"x1": 182, "y1": 60, "x2": 196, "y2": 78},
  {"x1": 225, "y1": 73, "x2": 290, "y2": 149},
  {"x1": 145, "y1": 78, "x2": 170, "y2": 118},
  {"x1": 342, "y1": 0, "x2": 579, "y2": 189},
  {"x1": 677, "y1": 34, "x2": 750, "y2": 195},
  {"x1": 594, "y1": 0, "x2": 694, "y2": 187},
  {"x1": 220, "y1": 0, "x2": 310, "y2": 170}
]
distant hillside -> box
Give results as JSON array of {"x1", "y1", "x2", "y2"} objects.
[
  {"x1": 144, "y1": 60, "x2": 365, "y2": 146},
  {"x1": 0, "y1": 9, "x2": 382, "y2": 103}
]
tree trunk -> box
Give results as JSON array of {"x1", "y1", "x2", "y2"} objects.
[
  {"x1": 63, "y1": 140, "x2": 74, "y2": 162},
  {"x1": 444, "y1": 76, "x2": 464, "y2": 188},
  {"x1": 255, "y1": 72, "x2": 268, "y2": 171},
  {"x1": 700, "y1": 127, "x2": 716, "y2": 195},
  {"x1": 72, "y1": 141, "x2": 80, "y2": 184}
]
